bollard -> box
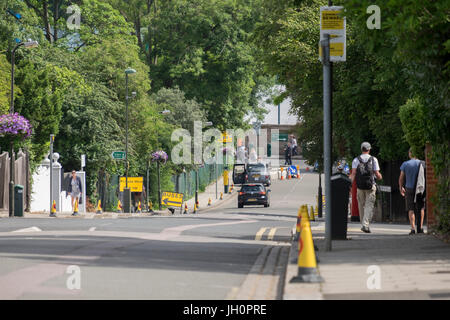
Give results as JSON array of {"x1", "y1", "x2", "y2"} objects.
[
  {"x1": 96, "y1": 200, "x2": 102, "y2": 214},
  {"x1": 72, "y1": 198, "x2": 79, "y2": 216},
  {"x1": 50, "y1": 200, "x2": 57, "y2": 217},
  {"x1": 309, "y1": 205, "x2": 315, "y2": 221},
  {"x1": 290, "y1": 211, "x2": 323, "y2": 283}
]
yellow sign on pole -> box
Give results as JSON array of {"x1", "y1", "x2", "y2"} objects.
[
  {"x1": 161, "y1": 192, "x2": 184, "y2": 208},
  {"x1": 219, "y1": 133, "x2": 233, "y2": 143},
  {"x1": 319, "y1": 6, "x2": 346, "y2": 62},
  {"x1": 119, "y1": 177, "x2": 143, "y2": 192}
]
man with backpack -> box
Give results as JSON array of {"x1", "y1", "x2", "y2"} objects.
[{"x1": 350, "y1": 142, "x2": 383, "y2": 233}]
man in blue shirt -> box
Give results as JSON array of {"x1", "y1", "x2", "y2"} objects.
[{"x1": 399, "y1": 149, "x2": 425, "y2": 235}]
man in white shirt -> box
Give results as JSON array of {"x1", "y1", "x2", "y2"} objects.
[{"x1": 350, "y1": 142, "x2": 382, "y2": 233}]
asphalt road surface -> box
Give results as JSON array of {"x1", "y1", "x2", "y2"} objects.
[{"x1": 0, "y1": 161, "x2": 319, "y2": 300}]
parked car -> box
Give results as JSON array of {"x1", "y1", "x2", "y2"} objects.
[
  {"x1": 245, "y1": 163, "x2": 271, "y2": 186},
  {"x1": 238, "y1": 183, "x2": 271, "y2": 208}
]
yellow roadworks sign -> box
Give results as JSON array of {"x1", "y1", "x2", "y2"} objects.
[
  {"x1": 219, "y1": 133, "x2": 233, "y2": 143},
  {"x1": 321, "y1": 10, "x2": 344, "y2": 30},
  {"x1": 161, "y1": 192, "x2": 184, "y2": 208},
  {"x1": 119, "y1": 177, "x2": 143, "y2": 192}
]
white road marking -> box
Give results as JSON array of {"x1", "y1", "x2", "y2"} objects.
[{"x1": 12, "y1": 227, "x2": 42, "y2": 233}]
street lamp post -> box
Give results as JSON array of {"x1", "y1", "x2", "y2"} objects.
[
  {"x1": 195, "y1": 121, "x2": 213, "y2": 205},
  {"x1": 156, "y1": 109, "x2": 170, "y2": 211},
  {"x1": 124, "y1": 68, "x2": 136, "y2": 213},
  {"x1": 9, "y1": 40, "x2": 38, "y2": 217}
]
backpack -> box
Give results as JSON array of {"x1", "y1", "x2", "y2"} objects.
[{"x1": 355, "y1": 156, "x2": 374, "y2": 190}]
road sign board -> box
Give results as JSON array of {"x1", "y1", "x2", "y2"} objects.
[
  {"x1": 119, "y1": 177, "x2": 143, "y2": 192},
  {"x1": 111, "y1": 151, "x2": 126, "y2": 160},
  {"x1": 319, "y1": 6, "x2": 346, "y2": 62},
  {"x1": 219, "y1": 133, "x2": 233, "y2": 143},
  {"x1": 161, "y1": 192, "x2": 184, "y2": 208}
]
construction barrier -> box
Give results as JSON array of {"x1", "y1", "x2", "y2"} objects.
[{"x1": 290, "y1": 205, "x2": 323, "y2": 283}]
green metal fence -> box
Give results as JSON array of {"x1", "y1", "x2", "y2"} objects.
[{"x1": 172, "y1": 163, "x2": 225, "y2": 200}]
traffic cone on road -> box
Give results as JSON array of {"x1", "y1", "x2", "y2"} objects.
[
  {"x1": 309, "y1": 205, "x2": 315, "y2": 221},
  {"x1": 50, "y1": 200, "x2": 57, "y2": 217},
  {"x1": 72, "y1": 198, "x2": 79, "y2": 216},
  {"x1": 148, "y1": 200, "x2": 153, "y2": 213},
  {"x1": 280, "y1": 167, "x2": 284, "y2": 180},
  {"x1": 96, "y1": 200, "x2": 102, "y2": 214},
  {"x1": 117, "y1": 200, "x2": 123, "y2": 213},
  {"x1": 208, "y1": 198, "x2": 212, "y2": 206},
  {"x1": 137, "y1": 201, "x2": 142, "y2": 213},
  {"x1": 296, "y1": 166, "x2": 300, "y2": 179},
  {"x1": 290, "y1": 213, "x2": 323, "y2": 283}
]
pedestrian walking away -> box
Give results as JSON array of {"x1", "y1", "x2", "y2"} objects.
[
  {"x1": 399, "y1": 149, "x2": 426, "y2": 235},
  {"x1": 350, "y1": 142, "x2": 382, "y2": 233},
  {"x1": 284, "y1": 142, "x2": 293, "y2": 166},
  {"x1": 68, "y1": 170, "x2": 82, "y2": 215}
]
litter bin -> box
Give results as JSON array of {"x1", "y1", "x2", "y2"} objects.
[
  {"x1": 331, "y1": 173, "x2": 351, "y2": 239},
  {"x1": 14, "y1": 184, "x2": 24, "y2": 217}
]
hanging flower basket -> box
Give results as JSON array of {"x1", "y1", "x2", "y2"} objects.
[
  {"x1": 151, "y1": 150, "x2": 168, "y2": 164},
  {"x1": 0, "y1": 113, "x2": 32, "y2": 145}
]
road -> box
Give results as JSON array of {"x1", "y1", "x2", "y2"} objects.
[{"x1": 0, "y1": 161, "x2": 319, "y2": 300}]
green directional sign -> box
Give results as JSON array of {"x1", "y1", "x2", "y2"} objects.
[{"x1": 111, "y1": 151, "x2": 126, "y2": 160}]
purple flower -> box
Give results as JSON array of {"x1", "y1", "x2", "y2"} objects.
[
  {"x1": 151, "y1": 150, "x2": 168, "y2": 163},
  {"x1": 0, "y1": 113, "x2": 32, "y2": 141}
]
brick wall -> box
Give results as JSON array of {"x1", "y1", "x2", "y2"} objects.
[{"x1": 425, "y1": 144, "x2": 437, "y2": 228}]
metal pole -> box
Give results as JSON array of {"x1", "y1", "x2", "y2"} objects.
[
  {"x1": 318, "y1": 170, "x2": 323, "y2": 218},
  {"x1": 146, "y1": 160, "x2": 149, "y2": 211},
  {"x1": 215, "y1": 161, "x2": 218, "y2": 199},
  {"x1": 49, "y1": 135, "x2": 54, "y2": 214},
  {"x1": 322, "y1": 34, "x2": 332, "y2": 251},
  {"x1": 124, "y1": 73, "x2": 131, "y2": 213},
  {"x1": 9, "y1": 44, "x2": 21, "y2": 217},
  {"x1": 157, "y1": 160, "x2": 161, "y2": 210}
]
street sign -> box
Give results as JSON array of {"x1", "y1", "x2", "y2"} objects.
[
  {"x1": 219, "y1": 133, "x2": 233, "y2": 143},
  {"x1": 319, "y1": 6, "x2": 346, "y2": 62},
  {"x1": 378, "y1": 185, "x2": 392, "y2": 193},
  {"x1": 271, "y1": 133, "x2": 288, "y2": 142},
  {"x1": 81, "y1": 154, "x2": 86, "y2": 168},
  {"x1": 161, "y1": 192, "x2": 184, "y2": 208},
  {"x1": 111, "y1": 151, "x2": 126, "y2": 160},
  {"x1": 119, "y1": 177, "x2": 143, "y2": 192}
]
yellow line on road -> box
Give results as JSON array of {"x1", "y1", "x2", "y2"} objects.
[
  {"x1": 267, "y1": 228, "x2": 277, "y2": 241},
  {"x1": 255, "y1": 227, "x2": 268, "y2": 241}
]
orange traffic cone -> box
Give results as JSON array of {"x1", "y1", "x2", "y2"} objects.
[
  {"x1": 280, "y1": 167, "x2": 284, "y2": 180},
  {"x1": 296, "y1": 166, "x2": 300, "y2": 179}
]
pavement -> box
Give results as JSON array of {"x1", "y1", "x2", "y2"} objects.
[{"x1": 283, "y1": 219, "x2": 450, "y2": 300}]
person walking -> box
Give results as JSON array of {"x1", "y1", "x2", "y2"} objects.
[
  {"x1": 284, "y1": 142, "x2": 293, "y2": 166},
  {"x1": 289, "y1": 135, "x2": 298, "y2": 155},
  {"x1": 399, "y1": 149, "x2": 426, "y2": 235},
  {"x1": 350, "y1": 142, "x2": 382, "y2": 233},
  {"x1": 68, "y1": 170, "x2": 82, "y2": 216}
]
